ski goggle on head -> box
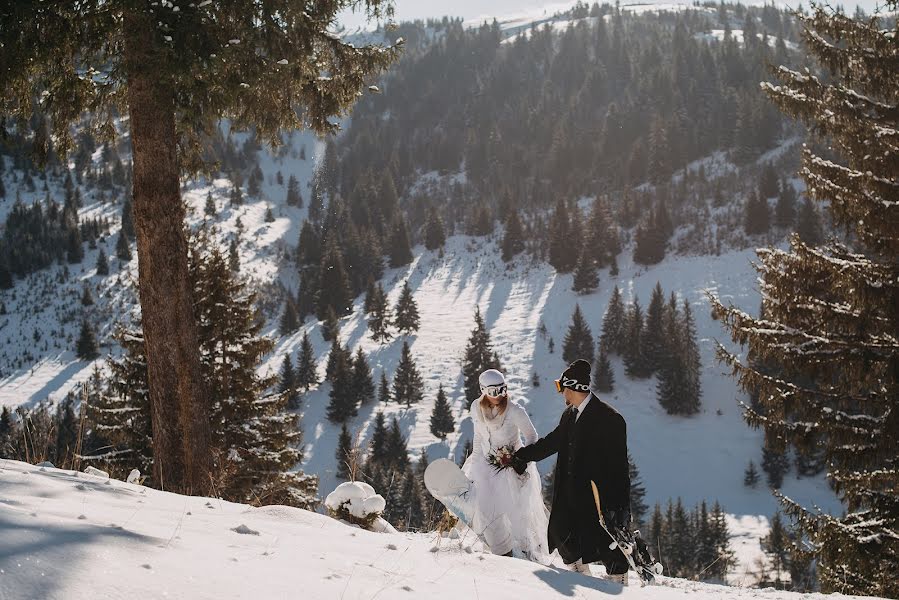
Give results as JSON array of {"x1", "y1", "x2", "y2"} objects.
[{"x1": 480, "y1": 383, "x2": 507, "y2": 397}]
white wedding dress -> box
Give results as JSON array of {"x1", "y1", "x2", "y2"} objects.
[{"x1": 462, "y1": 399, "x2": 550, "y2": 564}]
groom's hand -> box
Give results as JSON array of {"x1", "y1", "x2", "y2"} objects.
[{"x1": 511, "y1": 454, "x2": 528, "y2": 475}]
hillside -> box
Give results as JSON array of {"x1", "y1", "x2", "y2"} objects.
[{"x1": 0, "y1": 459, "x2": 871, "y2": 600}]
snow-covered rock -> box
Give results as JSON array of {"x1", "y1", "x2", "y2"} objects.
[{"x1": 325, "y1": 481, "x2": 387, "y2": 528}]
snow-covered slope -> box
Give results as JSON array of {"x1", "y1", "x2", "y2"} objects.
[{"x1": 0, "y1": 459, "x2": 876, "y2": 600}]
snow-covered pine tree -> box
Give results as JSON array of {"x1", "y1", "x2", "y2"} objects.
[
  {"x1": 325, "y1": 338, "x2": 351, "y2": 383},
  {"x1": 657, "y1": 298, "x2": 683, "y2": 413},
  {"x1": 326, "y1": 346, "x2": 356, "y2": 424},
  {"x1": 296, "y1": 332, "x2": 318, "y2": 391},
  {"x1": 278, "y1": 354, "x2": 300, "y2": 410},
  {"x1": 600, "y1": 285, "x2": 627, "y2": 355},
  {"x1": 393, "y1": 280, "x2": 420, "y2": 335},
  {"x1": 461, "y1": 306, "x2": 502, "y2": 407},
  {"x1": 393, "y1": 341, "x2": 424, "y2": 408},
  {"x1": 386, "y1": 417, "x2": 411, "y2": 472},
  {"x1": 429, "y1": 384, "x2": 454, "y2": 439},
  {"x1": 572, "y1": 249, "x2": 599, "y2": 294},
  {"x1": 351, "y1": 347, "x2": 376, "y2": 405},
  {"x1": 367, "y1": 411, "x2": 389, "y2": 466},
  {"x1": 678, "y1": 299, "x2": 702, "y2": 414},
  {"x1": 592, "y1": 344, "x2": 614, "y2": 392},
  {"x1": 562, "y1": 304, "x2": 594, "y2": 365}
]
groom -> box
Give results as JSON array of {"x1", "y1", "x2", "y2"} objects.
[{"x1": 514, "y1": 359, "x2": 632, "y2": 584}]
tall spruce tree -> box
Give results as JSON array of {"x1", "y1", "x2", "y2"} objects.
[
  {"x1": 351, "y1": 347, "x2": 376, "y2": 405},
  {"x1": 336, "y1": 423, "x2": 355, "y2": 480},
  {"x1": 393, "y1": 341, "x2": 424, "y2": 408},
  {"x1": 279, "y1": 297, "x2": 300, "y2": 335},
  {"x1": 761, "y1": 512, "x2": 790, "y2": 587},
  {"x1": 643, "y1": 282, "x2": 667, "y2": 373},
  {"x1": 388, "y1": 217, "x2": 414, "y2": 268},
  {"x1": 76, "y1": 319, "x2": 99, "y2": 360},
  {"x1": 711, "y1": 4, "x2": 899, "y2": 593},
  {"x1": 115, "y1": 230, "x2": 132, "y2": 261},
  {"x1": 461, "y1": 306, "x2": 502, "y2": 407},
  {"x1": 279, "y1": 354, "x2": 300, "y2": 410},
  {"x1": 95, "y1": 248, "x2": 109, "y2": 276},
  {"x1": 600, "y1": 285, "x2": 627, "y2": 355},
  {"x1": 744, "y1": 190, "x2": 771, "y2": 235},
  {"x1": 424, "y1": 208, "x2": 446, "y2": 251},
  {"x1": 593, "y1": 344, "x2": 614, "y2": 392},
  {"x1": 562, "y1": 304, "x2": 594, "y2": 365},
  {"x1": 377, "y1": 371, "x2": 392, "y2": 404},
  {"x1": 429, "y1": 384, "x2": 454, "y2": 440},
  {"x1": 624, "y1": 296, "x2": 651, "y2": 379},
  {"x1": 317, "y1": 237, "x2": 352, "y2": 319},
  {"x1": 368, "y1": 411, "x2": 389, "y2": 465},
  {"x1": 393, "y1": 280, "x2": 420, "y2": 335},
  {"x1": 744, "y1": 460, "x2": 761, "y2": 488},
  {"x1": 296, "y1": 332, "x2": 318, "y2": 391},
  {"x1": 367, "y1": 282, "x2": 393, "y2": 344},
  {"x1": 326, "y1": 347, "x2": 356, "y2": 424},
  {"x1": 572, "y1": 249, "x2": 599, "y2": 294},
  {"x1": 1, "y1": 0, "x2": 399, "y2": 495},
  {"x1": 629, "y1": 454, "x2": 649, "y2": 528}
]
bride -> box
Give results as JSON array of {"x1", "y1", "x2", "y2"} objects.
[{"x1": 461, "y1": 369, "x2": 550, "y2": 563}]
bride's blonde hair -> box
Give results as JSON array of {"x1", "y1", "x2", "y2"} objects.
[{"x1": 479, "y1": 392, "x2": 509, "y2": 415}]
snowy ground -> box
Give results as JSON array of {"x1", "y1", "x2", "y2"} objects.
[{"x1": 0, "y1": 459, "x2": 878, "y2": 600}]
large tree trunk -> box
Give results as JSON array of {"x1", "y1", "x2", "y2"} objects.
[{"x1": 124, "y1": 11, "x2": 213, "y2": 495}]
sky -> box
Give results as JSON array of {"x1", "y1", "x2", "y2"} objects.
[{"x1": 338, "y1": 0, "x2": 893, "y2": 31}]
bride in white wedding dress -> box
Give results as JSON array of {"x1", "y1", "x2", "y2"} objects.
[{"x1": 461, "y1": 369, "x2": 550, "y2": 563}]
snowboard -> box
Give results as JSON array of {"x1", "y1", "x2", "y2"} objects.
[{"x1": 423, "y1": 458, "x2": 477, "y2": 529}]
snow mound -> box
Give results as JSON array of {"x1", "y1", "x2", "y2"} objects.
[{"x1": 325, "y1": 481, "x2": 387, "y2": 523}]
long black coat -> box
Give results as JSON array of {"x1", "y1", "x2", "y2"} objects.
[{"x1": 516, "y1": 394, "x2": 630, "y2": 565}]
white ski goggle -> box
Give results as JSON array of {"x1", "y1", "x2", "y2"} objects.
[{"x1": 480, "y1": 384, "x2": 507, "y2": 397}]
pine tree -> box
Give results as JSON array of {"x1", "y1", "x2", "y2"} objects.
[
  {"x1": 775, "y1": 178, "x2": 797, "y2": 228},
  {"x1": 762, "y1": 512, "x2": 790, "y2": 587},
  {"x1": 629, "y1": 454, "x2": 648, "y2": 528},
  {"x1": 95, "y1": 247, "x2": 109, "y2": 276},
  {"x1": 562, "y1": 304, "x2": 594, "y2": 365},
  {"x1": 429, "y1": 384, "x2": 454, "y2": 440},
  {"x1": 795, "y1": 197, "x2": 823, "y2": 246},
  {"x1": 76, "y1": 319, "x2": 99, "y2": 360},
  {"x1": 325, "y1": 338, "x2": 352, "y2": 383},
  {"x1": 377, "y1": 371, "x2": 392, "y2": 404},
  {"x1": 624, "y1": 297, "x2": 650, "y2": 378},
  {"x1": 761, "y1": 437, "x2": 790, "y2": 489},
  {"x1": 744, "y1": 460, "x2": 760, "y2": 488},
  {"x1": 279, "y1": 297, "x2": 300, "y2": 335},
  {"x1": 81, "y1": 283, "x2": 94, "y2": 306},
  {"x1": 592, "y1": 344, "x2": 614, "y2": 392},
  {"x1": 677, "y1": 299, "x2": 702, "y2": 415},
  {"x1": 326, "y1": 347, "x2": 356, "y2": 424},
  {"x1": 501, "y1": 210, "x2": 525, "y2": 262},
  {"x1": 321, "y1": 305, "x2": 340, "y2": 342},
  {"x1": 385, "y1": 417, "x2": 410, "y2": 471},
  {"x1": 336, "y1": 423, "x2": 355, "y2": 480},
  {"x1": 600, "y1": 285, "x2": 627, "y2": 355},
  {"x1": 424, "y1": 208, "x2": 446, "y2": 251},
  {"x1": 228, "y1": 237, "x2": 240, "y2": 272},
  {"x1": 115, "y1": 230, "x2": 132, "y2": 261},
  {"x1": 643, "y1": 282, "x2": 666, "y2": 373},
  {"x1": 286, "y1": 175, "x2": 302, "y2": 207},
  {"x1": 317, "y1": 237, "x2": 352, "y2": 318},
  {"x1": 398, "y1": 466, "x2": 425, "y2": 531},
  {"x1": 393, "y1": 280, "x2": 420, "y2": 335},
  {"x1": 388, "y1": 217, "x2": 413, "y2": 268},
  {"x1": 744, "y1": 190, "x2": 770, "y2": 235},
  {"x1": 367, "y1": 282, "x2": 393, "y2": 343},
  {"x1": 351, "y1": 347, "x2": 376, "y2": 405},
  {"x1": 461, "y1": 306, "x2": 501, "y2": 407},
  {"x1": 264, "y1": 206, "x2": 275, "y2": 223},
  {"x1": 279, "y1": 354, "x2": 300, "y2": 410},
  {"x1": 393, "y1": 341, "x2": 424, "y2": 408},
  {"x1": 297, "y1": 220, "x2": 321, "y2": 266},
  {"x1": 204, "y1": 191, "x2": 217, "y2": 216},
  {"x1": 572, "y1": 249, "x2": 599, "y2": 294},
  {"x1": 368, "y1": 411, "x2": 389, "y2": 465},
  {"x1": 296, "y1": 332, "x2": 318, "y2": 390}
]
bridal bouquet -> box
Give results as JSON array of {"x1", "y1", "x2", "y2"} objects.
[{"x1": 487, "y1": 444, "x2": 517, "y2": 472}]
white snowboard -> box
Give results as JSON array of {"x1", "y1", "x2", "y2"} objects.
[{"x1": 423, "y1": 458, "x2": 477, "y2": 528}]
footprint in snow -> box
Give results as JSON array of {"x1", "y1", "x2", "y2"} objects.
[
  {"x1": 141, "y1": 564, "x2": 152, "y2": 570},
  {"x1": 386, "y1": 544, "x2": 398, "y2": 550},
  {"x1": 231, "y1": 524, "x2": 260, "y2": 535}
]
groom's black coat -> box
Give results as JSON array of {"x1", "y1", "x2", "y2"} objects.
[{"x1": 516, "y1": 394, "x2": 630, "y2": 565}]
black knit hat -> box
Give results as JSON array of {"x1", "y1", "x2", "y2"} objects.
[{"x1": 558, "y1": 359, "x2": 591, "y2": 393}]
